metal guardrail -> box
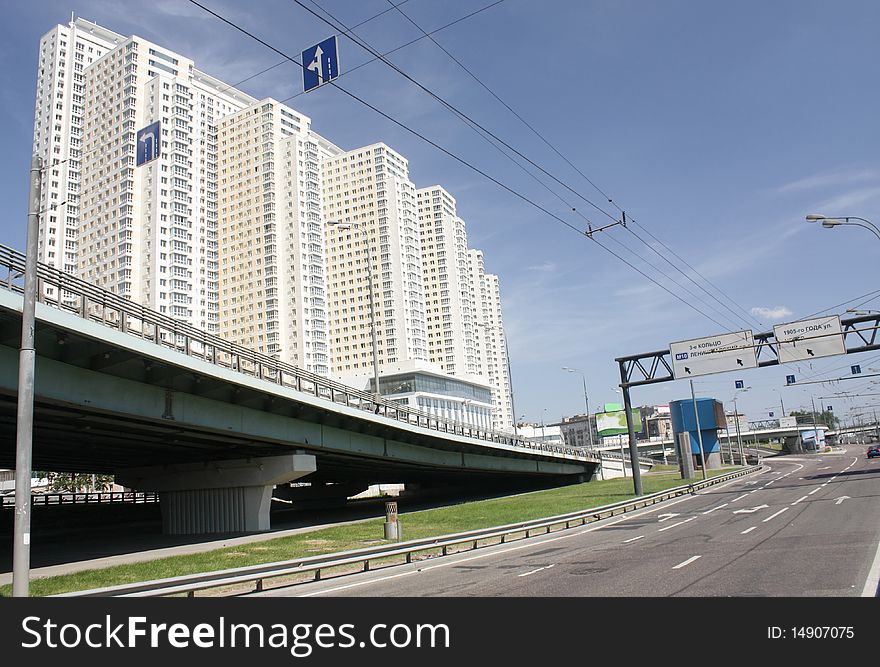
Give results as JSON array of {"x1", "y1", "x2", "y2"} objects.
[
  {"x1": 1, "y1": 491, "x2": 158, "y2": 509},
  {"x1": 0, "y1": 245, "x2": 586, "y2": 460},
  {"x1": 58, "y1": 465, "x2": 762, "y2": 598}
]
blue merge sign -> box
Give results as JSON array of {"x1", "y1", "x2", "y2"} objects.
[
  {"x1": 851, "y1": 364, "x2": 861, "y2": 374},
  {"x1": 786, "y1": 374, "x2": 795, "y2": 385},
  {"x1": 136, "y1": 121, "x2": 161, "y2": 167},
  {"x1": 302, "y1": 36, "x2": 339, "y2": 92}
]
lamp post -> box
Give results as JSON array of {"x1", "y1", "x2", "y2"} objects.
[
  {"x1": 326, "y1": 221, "x2": 380, "y2": 403},
  {"x1": 476, "y1": 321, "x2": 518, "y2": 437},
  {"x1": 562, "y1": 366, "x2": 594, "y2": 449},
  {"x1": 731, "y1": 386, "x2": 750, "y2": 464},
  {"x1": 806, "y1": 214, "x2": 880, "y2": 241}
]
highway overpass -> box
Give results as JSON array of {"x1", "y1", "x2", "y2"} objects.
[{"x1": 0, "y1": 247, "x2": 595, "y2": 534}]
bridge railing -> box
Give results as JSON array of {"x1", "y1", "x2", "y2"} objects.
[
  {"x1": 1, "y1": 491, "x2": 159, "y2": 509},
  {"x1": 0, "y1": 245, "x2": 587, "y2": 460}
]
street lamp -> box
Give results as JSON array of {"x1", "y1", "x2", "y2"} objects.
[
  {"x1": 326, "y1": 221, "x2": 380, "y2": 403},
  {"x1": 805, "y1": 214, "x2": 880, "y2": 241},
  {"x1": 475, "y1": 321, "x2": 518, "y2": 437},
  {"x1": 562, "y1": 366, "x2": 594, "y2": 449},
  {"x1": 731, "y1": 386, "x2": 750, "y2": 464}
]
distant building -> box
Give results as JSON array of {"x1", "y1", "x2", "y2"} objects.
[
  {"x1": 516, "y1": 422, "x2": 564, "y2": 447},
  {"x1": 557, "y1": 414, "x2": 597, "y2": 449}
]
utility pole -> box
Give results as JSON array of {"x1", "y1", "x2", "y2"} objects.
[
  {"x1": 690, "y1": 380, "x2": 707, "y2": 480},
  {"x1": 13, "y1": 154, "x2": 42, "y2": 597}
]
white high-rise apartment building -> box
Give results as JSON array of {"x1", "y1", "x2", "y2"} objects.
[
  {"x1": 323, "y1": 143, "x2": 427, "y2": 384},
  {"x1": 35, "y1": 20, "x2": 254, "y2": 330},
  {"x1": 467, "y1": 249, "x2": 514, "y2": 430},
  {"x1": 417, "y1": 186, "x2": 478, "y2": 376},
  {"x1": 217, "y1": 98, "x2": 339, "y2": 373},
  {"x1": 32, "y1": 19, "x2": 121, "y2": 294},
  {"x1": 77, "y1": 33, "x2": 254, "y2": 329}
]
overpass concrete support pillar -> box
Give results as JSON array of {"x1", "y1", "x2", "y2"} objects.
[{"x1": 116, "y1": 454, "x2": 316, "y2": 535}]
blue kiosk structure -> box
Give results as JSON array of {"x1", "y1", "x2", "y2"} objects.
[{"x1": 669, "y1": 397, "x2": 726, "y2": 471}]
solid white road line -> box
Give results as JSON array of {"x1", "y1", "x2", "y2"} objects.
[
  {"x1": 762, "y1": 507, "x2": 789, "y2": 523},
  {"x1": 623, "y1": 535, "x2": 645, "y2": 544},
  {"x1": 741, "y1": 527, "x2": 757, "y2": 534},
  {"x1": 673, "y1": 555, "x2": 702, "y2": 570}
]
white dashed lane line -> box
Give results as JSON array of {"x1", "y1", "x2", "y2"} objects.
[
  {"x1": 791, "y1": 495, "x2": 809, "y2": 506},
  {"x1": 741, "y1": 527, "x2": 757, "y2": 534},
  {"x1": 763, "y1": 508, "x2": 789, "y2": 523},
  {"x1": 702, "y1": 503, "x2": 728, "y2": 515},
  {"x1": 731, "y1": 494, "x2": 749, "y2": 503},
  {"x1": 673, "y1": 555, "x2": 702, "y2": 570},
  {"x1": 658, "y1": 517, "x2": 696, "y2": 532},
  {"x1": 623, "y1": 535, "x2": 645, "y2": 544},
  {"x1": 518, "y1": 564, "x2": 555, "y2": 578}
]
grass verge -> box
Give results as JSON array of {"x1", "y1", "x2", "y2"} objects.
[{"x1": 2, "y1": 466, "x2": 741, "y2": 597}]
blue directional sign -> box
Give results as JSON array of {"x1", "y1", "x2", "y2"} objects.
[
  {"x1": 827, "y1": 405, "x2": 833, "y2": 412},
  {"x1": 851, "y1": 364, "x2": 862, "y2": 375},
  {"x1": 302, "y1": 36, "x2": 339, "y2": 92},
  {"x1": 735, "y1": 379, "x2": 744, "y2": 389},
  {"x1": 136, "y1": 121, "x2": 161, "y2": 167},
  {"x1": 786, "y1": 374, "x2": 796, "y2": 385}
]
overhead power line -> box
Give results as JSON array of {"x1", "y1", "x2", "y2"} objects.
[{"x1": 185, "y1": 0, "x2": 772, "y2": 332}]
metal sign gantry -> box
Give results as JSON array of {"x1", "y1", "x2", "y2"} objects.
[{"x1": 614, "y1": 313, "x2": 880, "y2": 495}]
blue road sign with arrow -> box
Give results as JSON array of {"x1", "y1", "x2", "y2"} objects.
[
  {"x1": 302, "y1": 36, "x2": 339, "y2": 92},
  {"x1": 786, "y1": 374, "x2": 795, "y2": 385},
  {"x1": 852, "y1": 364, "x2": 861, "y2": 374},
  {"x1": 136, "y1": 121, "x2": 161, "y2": 166},
  {"x1": 735, "y1": 380, "x2": 744, "y2": 389}
]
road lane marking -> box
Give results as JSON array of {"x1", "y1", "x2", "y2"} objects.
[
  {"x1": 623, "y1": 535, "x2": 645, "y2": 544},
  {"x1": 762, "y1": 508, "x2": 789, "y2": 523},
  {"x1": 518, "y1": 563, "x2": 555, "y2": 577},
  {"x1": 808, "y1": 488, "x2": 820, "y2": 495},
  {"x1": 658, "y1": 517, "x2": 697, "y2": 532},
  {"x1": 733, "y1": 504, "x2": 769, "y2": 514},
  {"x1": 702, "y1": 503, "x2": 728, "y2": 514},
  {"x1": 791, "y1": 496, "x2": 809, "y2": 506},
  {"x1": 673, "y1": 555, "x2": 702, "y2": 569},
  {"x1": 741, "y1": 527, "x2": 757, "y2": 534},
  {"x1": 657, "y1": 513, "x2": 680, "y2": 522},
  {"x1": 732, "y1": 494, "x2": 750, "y2": 503}
]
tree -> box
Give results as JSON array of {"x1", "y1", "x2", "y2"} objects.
[
  {"x1": 789, "y1": 410, "x2": 838, "y2": 429},
  {"x1": 46, "y1": 472, "x2": 114, "y2": 493}
]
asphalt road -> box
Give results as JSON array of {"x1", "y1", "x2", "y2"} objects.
[{"x1": 252, "y1": 443, "x2": 880, "y2": 597}]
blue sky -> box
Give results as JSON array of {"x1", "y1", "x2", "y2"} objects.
[{"x1": 1, "y1": 0, "x2": 879, "y2": 427}]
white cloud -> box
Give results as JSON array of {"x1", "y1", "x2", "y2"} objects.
[
  {"x1": 775, "y1": 168, "x2": 880, "y2": 194},
  {"x1": 750, "y1": 305, "x2": 792, "y2": 321}
]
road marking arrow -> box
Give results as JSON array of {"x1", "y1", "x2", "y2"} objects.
[
  {"x1": 733, "y1": 504, "x2": 769, "y2": 514},
  {"x1": 834, "y1": 496, "x2": 851, "y2": 505}
]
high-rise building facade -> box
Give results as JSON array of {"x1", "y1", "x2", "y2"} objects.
[
  {"x1": 76, "y1": 33, "x2": 254, "y2": 329},
  {"x1": 417, "y1": 185, "x2": 478, "y2": 376},
  {"x1": 32, "y1": 19, "x2": 121, "y2": 296},
  {"x1": 30, "y1": 18, "x2": 515, "y2": 429},
  {"x1": 323, "y1": 143, "x2": 427, "y2": 384},
  {"x1": 217, "y1": 98, "x2": 338, "y2": 373},
  {"x1": 467, "y1": 249, "x2": 514, "y2": 430}
]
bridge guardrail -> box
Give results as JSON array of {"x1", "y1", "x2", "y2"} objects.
[
  {"x1": 57, "y1": 465, "x2": 762, "y2": 598},
  {"x1": 0, "y1": 245, "x2": 587, "y2": 461},
  {"x1": 0, "y1": 491, "x2": 158, "y2": 510}
]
